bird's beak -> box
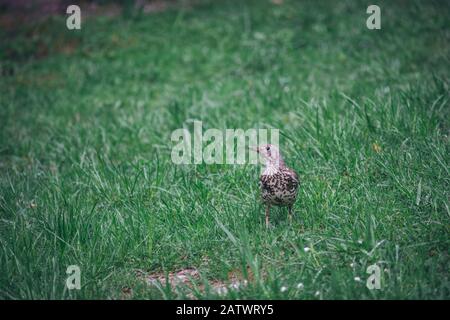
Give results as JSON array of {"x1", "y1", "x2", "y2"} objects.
[{"x1": 249, "y1": 146, "x2": 259, "y2": 153}]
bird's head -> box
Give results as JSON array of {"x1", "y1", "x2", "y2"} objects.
[{"x1": 253, "y1": 144, "x2": 285, "y2": 168}]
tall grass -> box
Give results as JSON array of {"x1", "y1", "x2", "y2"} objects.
[{"x1": 0, "y1": 0, "x2": 449, "y2": 299}]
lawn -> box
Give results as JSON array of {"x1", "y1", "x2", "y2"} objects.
[{"x1": 0, "y1": 0, "x2": 449, "y2": 299}]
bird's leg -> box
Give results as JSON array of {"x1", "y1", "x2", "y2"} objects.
[
  {"x1": 265, "y1": 205, "x2": 271, "y2": 228},
  {"x1": 288, "y1": 205, "x2": 293, "y2": 223}
]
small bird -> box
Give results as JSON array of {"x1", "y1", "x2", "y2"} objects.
[{"x1": 254, "y1": 144, "x2": 299, "y2": 227}]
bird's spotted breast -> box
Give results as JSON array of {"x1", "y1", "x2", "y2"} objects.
[{"x1": 260, "y1": 168, "x2": 299, "y2": 206}]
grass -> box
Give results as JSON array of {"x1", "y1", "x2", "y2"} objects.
[{"x1": 0, "y1": 0, "x2": 449, "y2": 299}]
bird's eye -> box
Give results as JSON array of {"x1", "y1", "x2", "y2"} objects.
[{"x1": 266, "y1": 146, "x2": 270, "y2": 151}]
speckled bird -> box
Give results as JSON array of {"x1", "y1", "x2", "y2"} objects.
[{"x1": 255, "y1": 144, "x2": 299, "y2": 227}]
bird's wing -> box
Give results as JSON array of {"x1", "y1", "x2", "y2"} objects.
[
  {"x1": 284, "y1": 168, "x2": 299, "y2": 191},
  {"x1": 287, "y1": 168, "x2": 299, "y2": 183}
]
